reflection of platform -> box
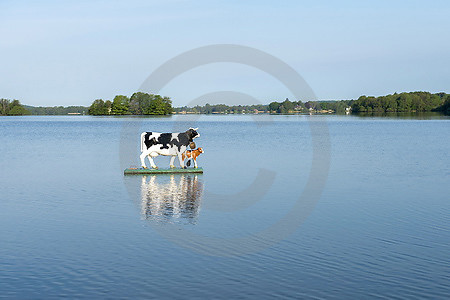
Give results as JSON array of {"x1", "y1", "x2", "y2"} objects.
[{"x1": 124, "y1": 167, "x2": 203, "y2": 175}]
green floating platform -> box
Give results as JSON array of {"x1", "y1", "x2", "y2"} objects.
[{"x1": 124, "y1": 167, "x2": 203, "y2": 175}]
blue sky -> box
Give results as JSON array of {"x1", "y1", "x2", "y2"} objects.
[{"x1": 1, "y1": 0, "x2": 449, "y2": 106}]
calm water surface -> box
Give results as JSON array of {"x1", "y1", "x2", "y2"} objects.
[{"x1": 0, "y1": 115, "x2": 449, "y2": 299}]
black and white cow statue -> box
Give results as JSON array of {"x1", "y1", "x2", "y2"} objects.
[{"x1": 140, "y1": 128, "x2": 200, "y2": 169}]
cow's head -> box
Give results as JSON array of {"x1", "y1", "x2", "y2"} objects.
[{"x1": 186, "y1": 127, "x2": 200, "y2": 140}]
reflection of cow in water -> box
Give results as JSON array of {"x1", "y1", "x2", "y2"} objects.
[{"x1": 140, "y1": 175, "x2": 203, "y2": 224}]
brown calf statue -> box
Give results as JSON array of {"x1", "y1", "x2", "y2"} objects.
[{"x1": 182, "y1": 147, "x2": 204, "y2": 168}]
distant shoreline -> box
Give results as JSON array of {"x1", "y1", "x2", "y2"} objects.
[
  {"x1": 2, "y1": 91, "x2": 449, "y2": 116},
  {"x1": 3, "y1": 112, "x2": 448, "y2": 118}
]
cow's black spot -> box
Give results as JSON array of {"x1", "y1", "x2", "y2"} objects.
[
  {"x1": 156, "y1": 133, "x2": 173, "y2": 149},
  {"x1": 144, "y1": 132, "x2": 157, "y2": 149},
  {"x1": 173, "y1": 132, "x2": 191, "y2": 151}
]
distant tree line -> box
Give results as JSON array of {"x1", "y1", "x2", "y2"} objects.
[
  {"x1": 173, "y1": 103, "x2": 268, "y2": 114},
  {"x1": 173, "y1": 98, "x2": 355, "y2": 114},
  {"x1": 24, "y1": 105, "x2": 87, "y2": 115},
  {"x1": 179, "y1": 93, "x2": 449, "y2": 115},
  {"x1": 0, "y1": 99, "x2": 30, "y2": 116},
  {"x1": 173, "y1": 92, "x2": 449, "y2": 115},
  {"x1": 266, "y1": 99, "x2": 354, "y2": 113},
  {"x1": 351, "y1": 92, "x2": 449, "y2": 113},
  {"x1": 173, "y1": 98, "x2": 305, "y2": 114},
  {"x1": 267, "y1": 99, "x2": 303, "y2": 113},
  {"x1": 88, "y1": 92, "x2": 173, "y2": 115}
]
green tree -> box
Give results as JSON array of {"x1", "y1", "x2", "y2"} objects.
[
  {"x1": 129, "y1": 92, "x2": 154, "y2": 115},
  {"x1": 127, "y1": 92, "x2": 172, "y2": 115},
  {"x1": 268, "y1": 101, "x2": 280, "y2": 112},
  {"x1": 111, "y1": 95, "x2": 130, "y2": 115},
  {"x1": 162, "y1": 96, "x2": 173, "y2": 114},
  {"x1": 397, "y1": 94, "x2": 413, "y2": 111},
  {"x1": 203, "y1": 103, "x2": 213, "y2": 114},
  {"x1": 0, "y1": 99, "x2": 30, "y2": 115},
  {"x1": 276, "y1": 105, "x2": 286, "y2": 113},
  {"x1": 437, "y1": 95, "x2": 450, "y2": 114},
  {"x1": 383, "y1": 95, "x2": 397, "y2": 112},
  {"x1": 0, "y1": 98, "x2": 10, "y2": 115},
  {"x1": 410, "y1": 94, "x2": 424, "y2": 111},
  {"x1": 8, "y1": 105, "x2": 31, "y2": 115},
  {"x1": 144, "y1": 95, "x2": 164, "y2": 115},
  {"x1": 281, "y1": 98, "x2": 294, "y2": 112},
  {"x1": 88, "y1": 99, "x2": 108, "y2": 115},
  {"x1": 105, "y1": 100, "x2": 112, "y2": 115},
  {"x1": 428, "y1": 94, "x2": 442, "y2": 110},
  {"x1": 128, "y1": 93, "x2": 142, "y2": 115},
  {"x1": 305, "y1": 101, "x2": 321, "y2": 110}
]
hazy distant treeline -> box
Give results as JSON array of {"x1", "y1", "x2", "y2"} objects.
[
  {"x1": 88, "y1": 92, "x2": 173, "y2": 115},
  {"x1": 0, "y1": 99, "x2": 30, "y2": 115}
]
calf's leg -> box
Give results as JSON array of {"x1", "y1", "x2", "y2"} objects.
[
  {"x1": 177, "y1": 152, "x2": 185, "y2": 169},
  {"x1": 193, "y1": 157, "x2": 198, "y2": 168}
]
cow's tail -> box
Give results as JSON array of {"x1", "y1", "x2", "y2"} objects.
[{"x1": 140, "y1": 132, "x2": 146, "y2": 152}]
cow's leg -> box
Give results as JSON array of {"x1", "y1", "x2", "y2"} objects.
[
  {"x1": 169, "y1": 156, "x2": 176, "y2": 168},
  {"x1": 140, "y1": 151, "x2": 148, "y2": 169},
  {"x1": 177, "y1": 152, "x2": 186, "y2": 169},
  {"x1": 147, "y1": 153, "x2": 158, "y2": 169}
]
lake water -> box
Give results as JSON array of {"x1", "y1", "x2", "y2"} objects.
[{"x1": 0, "y1": 114, "x2": 449, "y2": 299}]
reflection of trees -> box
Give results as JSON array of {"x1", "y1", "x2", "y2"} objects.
[{"x1": 140, "y1": 175, "x2": 203, "y2": 224}]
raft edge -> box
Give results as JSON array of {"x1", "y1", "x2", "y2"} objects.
[{"x1": 124, "y1": 167, "x2": 204, "y2": 175}]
